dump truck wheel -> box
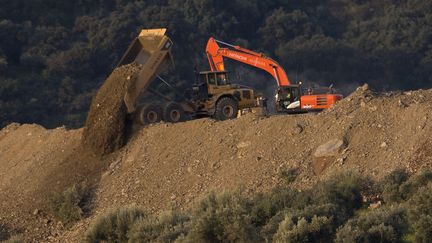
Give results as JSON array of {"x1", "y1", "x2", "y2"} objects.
[
  {"x1": 138, "y1": 104, "x2": 162, "y2": 125},
  {"x1": 214, "y1": 97, "x2": 238, "y2": 120},
  {"x1": 163, "y1": 102, "x2": 185, "y2": 123}
]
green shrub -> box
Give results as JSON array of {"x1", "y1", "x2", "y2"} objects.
[
  {"x1": 381, "y1": 169, "x2": 432, "y2": 204},
  {"x1": 381, "y1": 169, "x2": 409, "y2": 204},
  {"x1": 82, "y1": 172, "x2": 394, "y2": 242},
  {"x1": 264, "y1": 204, "x2": 338, "y2": 242},
  {"x1": 84, "y1": 206, "x2": 145, "y2": 243},
  {"x1": 249, "y1": 187, "x2": 310, "y2": 228},
  {"x1": 260, "y1": 211, "x2": 286, "y2": 241},
  {"x1": 313, "y1": 172, "x2": 366, "y2": 218},
  {"x1": 335, "y1": 206, "x2": 408, "y2": 243},
  {"x1": 49, "y1": 183, "x2": 92, "y2": 227},
  {"x1": 400, "y1": 170, "x2": 432, "y2": 199},
  {"x1": 407, "y1": 183, "x2": 432, "y2": 243},
  {"x1": 256, "y1": 172, "x2": 367, "y2": 242},
  {"x1": 273, "y1": 215, "x2": 332, "y2": 243},
  {"x1": 182, "y1": 191, "x2": 260, "y2": 242},
  {"x1": 3, "y1": 234, "x2": 23, "y2": 243},
  {"x1": 279, "y1": 167, "x2": 299, "y2": 183},
  {"x1": 128, "y1": 210, "x2": 189, "y2": 243}
]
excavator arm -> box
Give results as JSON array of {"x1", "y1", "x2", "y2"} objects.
[{"x1": 206, "y1": 37, "x2": 291, "y2": 86}]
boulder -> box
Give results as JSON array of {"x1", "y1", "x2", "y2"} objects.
[{"x1": 312, "y1": 139, "x2": 346, "y2": 175}]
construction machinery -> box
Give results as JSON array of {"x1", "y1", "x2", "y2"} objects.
[
  {"x1": 206, "y1": 38, "x2": 343, "y2": 112},
  {"x1": 117, "y1": 28, "x2": 259, "y2": 124}
]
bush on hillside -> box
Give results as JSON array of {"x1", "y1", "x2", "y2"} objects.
[
  {"x1": 335, "y1": 206, "x2": 408, "y2": 243},
  {"x1": 381, "y1": 168, "x2": 409, "y2": 204},
  {"x1": 128, "y1": 210, "x2": 189, "y2": 242},
  {"x1": 84, "y1": 206, "x2": 145, "y2": 243},
  {"x1": 182, "y1": 191, "x2": 261, "y2": 242},
  {"x1": 278, "y1": 166, "x2": 299, "y2": 183},
  {"x1": 263, "y1": 204, "x2": 338, "y2": 242},
  {"x1": 381, "y1": 169, "x2": 432, "y2": 204},
  {"x1": 273, "y1": 215, "x2": 332, "y2": 243},
  {"x1": 313, "y1": 172, "x2": 366, "y2": 219},
  {"x1": 3, "y1": 234, "x2": 23, "y2": 243},
  {"x1": 49, "y1": 183, "x2": 92, "y2": 227},
  {"x1": 249, "y1": 187, "x2": 310, "y2": 229},
  {"x1": 400, "y1": 170, "x2": 432, "y2": 199},
  {"x1": 407, "y1": 183, "x2": 432, "y2": 243},
  {"x1": 83, "y1": 171, "x2": 432, "y2": 242}
]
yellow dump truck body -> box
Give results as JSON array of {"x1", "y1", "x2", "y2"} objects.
[{"x1": 118, "y1": 28, "x2": 174, "y2": 113}]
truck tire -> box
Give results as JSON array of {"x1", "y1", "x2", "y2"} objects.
[
  {"x1": 163, "y1": 102, "x2": 185, "y2": 123},
  {"x1": 138, "y1": 104, "x2": 162, "y2": 125},
  {"x1": 214, "y1": 97, "x2": 238, "y2": 120}
]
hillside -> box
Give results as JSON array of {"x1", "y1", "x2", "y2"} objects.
[
  {"x1": 0, "y1": 85, "x2": 432, "y2": 241},
  {"x1": 1, "y1": 1, "x2": 432, "y2": 128}
]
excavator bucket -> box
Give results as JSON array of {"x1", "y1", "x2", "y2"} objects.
[{"x1": 118, "y1": 28, "x2": 174, "y2": 113}]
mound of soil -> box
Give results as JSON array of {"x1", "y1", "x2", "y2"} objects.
[
  {"x1": 82, "y1": 63, "x2": 142, "y2": 156},
  {"x1": 1, "y1": 85, "x2": 432, "y2": 241}
]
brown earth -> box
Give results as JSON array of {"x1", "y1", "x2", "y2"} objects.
[
  {"x1": 82, "y1": 63, "x2": 142, "y2": 156},
  {"x1": 1, "y1": 85, "x2": 432, "y2": 241}
]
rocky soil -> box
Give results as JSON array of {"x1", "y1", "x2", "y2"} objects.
[{"x1": 1, "y1": 84, "x2": 432, "y2": 241}]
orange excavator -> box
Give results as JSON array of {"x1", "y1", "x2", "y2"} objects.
[{"x1": 206, "y1": 38, "x2": 343, "y2": 112}]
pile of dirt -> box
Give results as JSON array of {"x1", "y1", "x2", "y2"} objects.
[
  {"x1": 82, "y1": 63, "x2": 142, "y2": 156},
  {"x1": 1, "y1": 85, "x2": 432, "y2": 241}
]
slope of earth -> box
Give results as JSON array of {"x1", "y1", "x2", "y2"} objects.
[
  {"x1": 1, "y1": 85, "x2": 432, "y2": 241},
  {"x1": 0, "y1": 124, "x2": 105, "y2": 241},
  {"x1": 96, "y1": 86, "x2": 432, "y2": 207},
  {"x1": 61, "y1": 86, "x2": 432, "y2": 241}
]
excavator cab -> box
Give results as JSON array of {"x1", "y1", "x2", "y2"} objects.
[{"x1": 276, "y1": 85, "x2": 302, "y2": 111}]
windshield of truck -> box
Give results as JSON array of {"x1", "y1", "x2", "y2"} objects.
[{"x1": 216, "y1": 73, "x2": 229, "y2": 85}]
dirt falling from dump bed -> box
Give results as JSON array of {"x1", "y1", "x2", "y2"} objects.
[{"x1": 82, "y1": 63, "x2": 142, "y2": 156}]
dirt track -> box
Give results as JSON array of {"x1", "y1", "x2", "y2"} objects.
[{"x1": 1, "y1": 85, "x2": 432, "y2": 241}]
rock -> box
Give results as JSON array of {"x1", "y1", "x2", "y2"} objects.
[
  {"x1": 313, "y1": 139, "x2": 347, "y2": 175},
  {"x1": 337, "y1": 157, "x2": 346, "y2": 165},
  {"x1": 369, "y1": 201, "x2": 382, "y2": 209},
  {"x1": 314, "y1": 139, "x2": 347, "y2": 158},
  {"x1": 380, "y1": 142, "x2": 387, "y2": 148},
  {"x1": 291, "y1": 124, "x2": 303, "y2": 135},
  {"x1": 398, "y1": 99, "x2": 407, "y2": 108},
  {"x1": 33, "y1": 209, "x2": 39, "y2": 215},
  {"x1": 357, "y1": 83, "x2": 369, "y2": 92},
  {"x1": 236, "y1": 141, "x2": 251, "y2": 149}
]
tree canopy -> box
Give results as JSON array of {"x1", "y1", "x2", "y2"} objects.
[{"x1": 1, "y1": 0, "x2": 431, "y2": 128}]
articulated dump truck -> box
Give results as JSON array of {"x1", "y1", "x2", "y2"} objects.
[{"x1": 118, "y1": 28, "x2": 260, "y2": 125}]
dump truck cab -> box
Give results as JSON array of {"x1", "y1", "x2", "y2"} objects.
[{"x1": 191, "y1": 70, "x2": 258, "y2": 119}]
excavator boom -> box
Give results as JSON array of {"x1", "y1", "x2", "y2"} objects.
[{"x1": 206, "y1": 38, "x2": 291, "y2": 86}]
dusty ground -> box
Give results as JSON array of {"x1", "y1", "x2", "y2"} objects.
[{"x1": 1, "y1": 85, "x2": 432, "y2": 241}]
